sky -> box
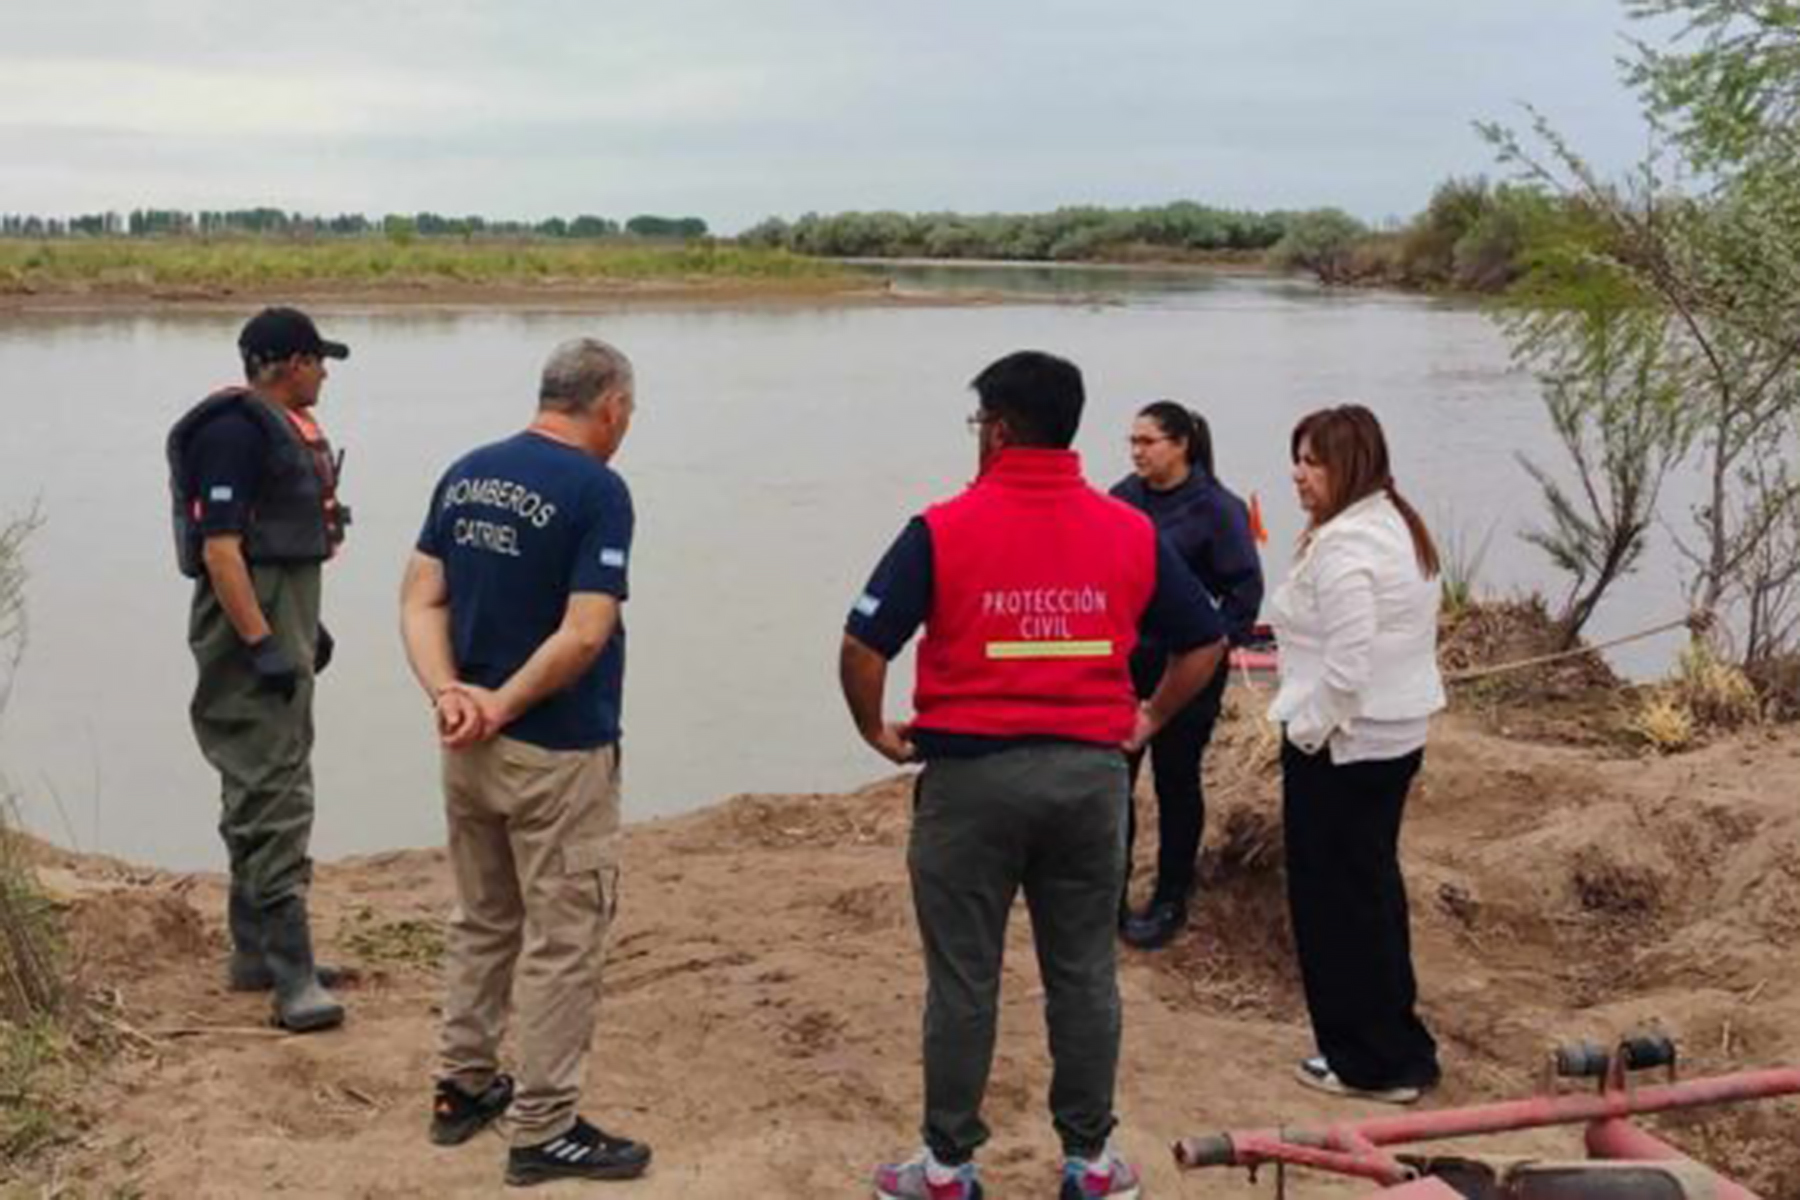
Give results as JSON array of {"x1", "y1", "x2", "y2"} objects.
[{"x1": 0, "y1": 1, "x2": 1660, "y2": 234}]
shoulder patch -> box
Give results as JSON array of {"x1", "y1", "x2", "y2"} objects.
[
  {"x1": 600, "y1": 547, "x2": 627, "y2": 569},
  {"x1": 853, "y1": 592, "x2": 882, "y2": 618}
]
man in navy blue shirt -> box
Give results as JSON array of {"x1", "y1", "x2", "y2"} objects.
[{"x1": 400, "y1": 336, "x2": 650, "y2": 1187}]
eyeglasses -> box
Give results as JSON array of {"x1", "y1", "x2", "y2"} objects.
[
  {"x1": 1128, "y1": 435, "x2": 1172, "y2": 450},
  {"x1": 966, "y1": 411, "x2": 997, "y2": 433}
]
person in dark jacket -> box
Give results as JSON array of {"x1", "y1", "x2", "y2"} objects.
[{"x1": 1109, "y1": 401, "x2": 1263, "y2": 949}]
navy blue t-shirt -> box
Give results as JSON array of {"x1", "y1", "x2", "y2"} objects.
[
  {"x1": 182, "y1": 408, "x2": 266, "y2": 536},
  {"x1": 417, "y1": 431, "x2": 633, "y2": 751},
  {"x1": 845, "y1": 516, "x2": 1223, "y2": 756}
]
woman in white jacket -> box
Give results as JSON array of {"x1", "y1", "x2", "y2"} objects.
[{"x1": 1269, "y1": 404, "x2": 1444, "y2": 1105}]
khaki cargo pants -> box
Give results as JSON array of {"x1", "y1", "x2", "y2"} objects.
[{"x1": 438, "y1": 737, "x2": 622, "y2": 1146}]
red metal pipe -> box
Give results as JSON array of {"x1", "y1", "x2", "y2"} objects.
[
  {"x1": 1587, "y1": 1118, "x2": 1764, "y2": 1200},
  {"x1": 1341, "y1": 1067, "x2": 1800, "y2": 1146},
  {"x1": 1223, "y1": 1133, "x2": 1412, "y2": 1185},
  {"x1": 1326, "y1": 1125, "x2": 1410, "y2": 1181},
  {"x1": 1172, "y1": 1066, "x2": 1800, "y2": 1173}
]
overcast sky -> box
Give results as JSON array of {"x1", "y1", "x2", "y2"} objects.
[{"x1": 2, "y1": 1, "x2": 1659, "y2": 233}]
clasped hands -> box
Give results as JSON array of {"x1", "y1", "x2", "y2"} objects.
[{"x1": 433, "y1": 683, "x2": 513, "y2": 749}]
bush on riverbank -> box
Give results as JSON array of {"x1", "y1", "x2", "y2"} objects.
[{"x1": 1263, "y1": 178, "x2": 1556, "y2": 293}]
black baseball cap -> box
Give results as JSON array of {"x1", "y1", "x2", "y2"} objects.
[{"x1": 238, "y1": 306, "x2": 350, "y2": 367}]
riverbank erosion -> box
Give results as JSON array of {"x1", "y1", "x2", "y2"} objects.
[{"x1": 12, "y1": 707, "x2": 1800, "y2": 1197}]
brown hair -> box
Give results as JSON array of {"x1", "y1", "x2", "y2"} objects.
[{"x1": 1291, "y1": 404, "x2": 1439, "y2": 578}]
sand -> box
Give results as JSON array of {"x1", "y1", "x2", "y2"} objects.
[{"x1": 15, "y1": 702, "x2": 1800, "y2": 1198}]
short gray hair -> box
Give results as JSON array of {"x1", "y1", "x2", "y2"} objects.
[{"x1": 538, "y1": 337, "x2": 633, "y2": 414}]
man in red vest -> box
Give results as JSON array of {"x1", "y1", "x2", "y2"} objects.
[{"x1": 841, "y1": 351, "x2": 1225, "y2": 1200}]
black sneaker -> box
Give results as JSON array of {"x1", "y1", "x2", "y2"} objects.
[
  {"x1": 431, "y1": 1074, "x2": 514, "y2": 1146},
  {"x1": 505, "y1": 1116, "x2": 652, "y2": 1186}
]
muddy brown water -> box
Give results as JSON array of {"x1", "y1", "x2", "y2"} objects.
[{"x1": 0, "y1": 266, "x2": 1699, "y2": 868}]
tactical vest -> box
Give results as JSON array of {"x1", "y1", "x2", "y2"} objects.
[
  {"x1": 912, "y1": 448, "x2": 1156, "y2": 745},
  {"x1": 168, "y1": 387, "x2": 349, "y2": 579}
]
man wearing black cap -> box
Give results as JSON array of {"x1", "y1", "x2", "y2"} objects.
[{"x1": 167, "y1": 305, "x2": 353, "y2": 1032}]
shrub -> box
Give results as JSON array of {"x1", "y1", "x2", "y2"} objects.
[
  {"x1": 1266, "y1": 208, "x2": 1368, "y2": 284},
  {"x1": 1629, "y1": 691, "x2": 1697, "y2": 752}
]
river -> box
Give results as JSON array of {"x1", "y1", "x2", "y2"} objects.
[{"x1": 0, "y1": 266, "x2": 1698, "y2": 868}]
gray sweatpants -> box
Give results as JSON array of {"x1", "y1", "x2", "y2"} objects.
[{"x1": 908, "y1": 742, "x2": 1128, "y2": 1163}]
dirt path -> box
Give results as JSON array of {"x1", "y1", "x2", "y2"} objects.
[{"x1": 24, "y1": 711, "x2": 1800, "y2": 1197}]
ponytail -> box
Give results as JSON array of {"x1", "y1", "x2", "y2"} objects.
[
  {"x1": 1384, "y1": 479, "x2": 1440, "y2": 578},
  {"x1": 1137, "y1": 400, "x2": 1218, "y2": 479},
  {"x1": 1186, "y1": 409, "x2": 1216, "y2": 477}
]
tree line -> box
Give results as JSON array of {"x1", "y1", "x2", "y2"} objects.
[
  {"x1": 737, "y1": 203, "x2": 1288, "y2": 262},
  {"x1": 731, "y1": 190, "x2": 1566, "y2": 295},
  {"x1": 0, "y1": 210, "x2": 709, "y2": 240}
]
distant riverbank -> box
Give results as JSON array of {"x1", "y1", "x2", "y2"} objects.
[
  {"x1": 0, "y1": 239, "x2": 869, "y2": 308},
  {"x1": 0, "y1": 246, "x2": 1294, "y2": 313}
]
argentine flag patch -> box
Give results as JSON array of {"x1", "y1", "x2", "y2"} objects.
[
  {"x1": 600, "y1": 547, "x2": 627, "y2": 569},
  {"x1": 209, "y1": 485, "x2": 234, "y2": 502},
  {"x1": 853, "y1": 592, "x2": 882, "y2": 618}
]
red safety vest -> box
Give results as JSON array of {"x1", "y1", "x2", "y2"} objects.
[{"x1": 913, "y1": 448, "x2": 1157, "y2": 744}]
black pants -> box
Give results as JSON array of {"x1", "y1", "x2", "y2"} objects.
[
  {"x1": 1125, "y1": 667, "x2": 1228, "y2": 905},
  {"x1": 909, "y1": 744, "x2": 1127, "y2": 1163},
  {"x1": 1282, "y1": 739, "x2": 1439, "y2": 1091}
]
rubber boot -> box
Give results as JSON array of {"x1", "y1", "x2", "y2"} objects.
[
  {"x1": 263, "y1": 894, "x2": 346, "y2": 1033},
  {"x1": 228, "y1": 886, "x2": 347, "y2": 992},
  {"x1": 227, "y1": 885, "x2": 268, "y2": 990}
]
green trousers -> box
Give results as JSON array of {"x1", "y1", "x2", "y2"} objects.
[
  {"x1": 908, "y1": 742, "x2": 1129, "y2": 1163},
  {"x1": 187, "y1": 561, "x2": 321, "y2": 906}
]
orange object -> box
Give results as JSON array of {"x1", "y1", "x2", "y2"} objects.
[{"x1": 1248, "y1": 492, "x2": 1268, "y2": 545}]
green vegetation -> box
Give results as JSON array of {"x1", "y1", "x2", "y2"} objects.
[
  {"x1": 1436, "y1": 507, "x2": 1499, "y2": 619},
  {"x1": 0, "y1": 238, "x2": 844, "y2": 292},
  {"x1": 1266, "y1": 208, "x2": 1368, "y2": 285},
  {"x1": 736, "y1": 190, "x2": 1582, "y2": 295},
  {"x1": 1492, "y1": 0, "x2": 1800, "y2": 671},
  {"x1": 1501, "y1": 257, "x2": 1685, "y2": 647},
  {"x1": 1263, "y1": 179, "x2": 1557, "y2": 292},
  {"x1": 739, "y1": 202, "x2": 1289, "y2": 262},
  {"x1": 0, "y1": 513, "x2": 83, "y2": 1171},
  {"x1": 342, "y1": 907, "x2": 444, "y2": 969}
]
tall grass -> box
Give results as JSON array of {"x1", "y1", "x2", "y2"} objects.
[
  {"x1": 0, "y1": 237, "x2": 848, "y2": 290},
  {"x1": 1437, "y1": 506, "x2": 1498, "y2": 616},
  {"x1": 0, "y1": 511, "x2": 72, "y2": 1167}
]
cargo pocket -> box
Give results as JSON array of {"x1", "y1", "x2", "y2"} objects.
[{"x1": 561, "y1": 840, "x2": 620, "y2": 924}]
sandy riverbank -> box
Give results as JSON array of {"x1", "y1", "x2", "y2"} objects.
[{"x1": 12, "y1": 698, "x2": 1800, "y2": 1198}]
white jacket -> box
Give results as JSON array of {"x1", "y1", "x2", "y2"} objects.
[{"x1": 1267, "y1": 493, "x2": 1445, "y2": 755}]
